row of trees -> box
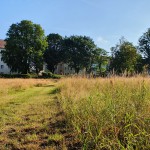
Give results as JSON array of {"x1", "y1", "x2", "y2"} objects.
[
  {"x1": 1, "y1": 20, "x2": 108, "y2": 74},
  {"x1": 44, "y1": 34, "x2": 108, "y2": 74},
  {"x1": 109, "y1": 33, "x2": 150, "y2": 75},
  {"x1": 1, "y1": 20, "x2": 150, "y2": 75}
]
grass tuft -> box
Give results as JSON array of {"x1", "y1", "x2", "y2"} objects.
[{"x1": 48, "y1": 133, "x2": 63, "y2": 144}]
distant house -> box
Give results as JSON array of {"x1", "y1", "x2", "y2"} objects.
[
  {"x1": 43, "y1": 62, "x2": 87, "y2": 75},
  {"x1": 0, "y1": 39, "x2": 94, "y2": 75},
  {"x1": 0, "y1": 40, "x2": 11, "y2": 74},
  {"x1": 0, "y1": 39, "x2": 74, "y2": 75},
  {"x1": 43, "y1": 62, "x2": 76, "y2": 75},
  {"x1": 54, "y1": 62, "x2": 75, "y2": 75},
  {"x1": 0, "y1": 39, "x2": 42, "y2": 74}
]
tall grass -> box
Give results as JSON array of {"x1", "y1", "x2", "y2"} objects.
[
  {"x1": 0, "y1": 79, "x2": 52, "y2": 95},
  {"x1": 58, "y1": 77, "x2": 150, "y2": 149}
]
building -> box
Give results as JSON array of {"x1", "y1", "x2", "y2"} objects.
[
  {"x1": 43, "y1": 62, "x2": 76, "y2": 75},
  {"x1": 1, "y1": 39, "x2": 74, "y2": 75},
  {"x1": 54, "y1": 62, "x2": 75, "y2": 75},
  {"x1": 0, "y1": 40, "x2": 11, "y2": 74},
  {"x1": 0, "y1": 39, "x2": 93, "y2": 75},
  {"x1": 0, "y1": 39, "x2": 41, "y2": 74}
]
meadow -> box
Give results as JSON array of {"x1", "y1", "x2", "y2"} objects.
[
  {"x1": 58, "y1": 77, "x2": 150, "y2": 150},
  {"x1": 0, "y1": 79, "x2": 64, "y2": 149},
  {"x1": 0, "y1": 77, "x2": 149, "y2": 150}
]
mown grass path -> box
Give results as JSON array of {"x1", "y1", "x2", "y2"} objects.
[{"x1": 0, "y1": 83, "x2": 76, "y2": 150}]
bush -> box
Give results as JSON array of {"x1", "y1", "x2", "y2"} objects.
[
  {"x1": 41, "y1": 72, "x2": 61, "y2": 79},
  {"x1": 0, "y1": 74, "x2": 31, "y2": 78},
  {"x1": 0, "y1": 72, "x2": 61, "y2": 79}
]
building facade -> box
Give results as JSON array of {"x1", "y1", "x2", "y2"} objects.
[
  {"x1": 0, "y1": 39, "x2": 95, "y2": 75},
  {"x1": 0, "y1": 40, "x2": 11, "y2": 74},
  {"x1": 0, "y1": 39, "x2": 76, "y2": 75},
  {"x1": 54, "y1": 62, "x2": 75, "y2": 75}
]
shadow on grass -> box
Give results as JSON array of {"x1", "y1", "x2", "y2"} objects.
[
  {"x1": 49, "y1": 88, "x2": 60, "y2": 95},
  {"x1": 35, "y1": 84, "x2": 55, "y2": 87}
]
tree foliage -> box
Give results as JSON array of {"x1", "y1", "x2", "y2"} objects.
[
  {"x1": 110, "y1": 38, "x2": 139, "y2": 74},
  {"x1": 139, "y1": 28, "x2": 150, "y2": 68},
  {"x1": 44, "y1": 33, "x2": 63, "y2": 73},
  {"x1": 63, "y1": 35, "x2": 96, "y2": 73},
  {"x1": 1, "y1": 20, "x2": 48, "y2": 74},
  {"x1": 94, "y1": 48, "x2": 108, "y2": 74}
]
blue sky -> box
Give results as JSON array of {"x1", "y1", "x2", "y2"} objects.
[{"x1": 1, "y1": 0, "x2": 150, "y2": 52}]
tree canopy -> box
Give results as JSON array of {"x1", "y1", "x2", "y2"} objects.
[
  {"x1": 94, "y1": 48, "x2": 108, "y2": 75},
  {"x1": 139, "y1": 28, "x2": 150, "y2": 68},
  {"x1": 1, "y1": 20, "x2": 48, "y2": 74},
  {"x1": 44, "y1": 33, "x2": 63, "y2": 73},
  {"x1": 2, "y1": 19, "x2": 150, "y2": 76},
  {"x1": 110, "y1": 38, "x2": 139, "y2": 74},
  {"x1": 63, "y1": 35, "x2": 96, "y2": 73}
]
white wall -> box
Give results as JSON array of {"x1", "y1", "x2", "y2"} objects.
[
  {"x1": 0, "y1": 48, "x2": 11, "y2": 74},
  {"x1": 54, "y1": 63, "x2": 75, "y2": 75}
]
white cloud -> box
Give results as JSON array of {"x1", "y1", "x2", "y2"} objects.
[
  {"x1": 96, "y1": 36, "x2": 109, "y2": 45},
  {"x1": 94, "y1": 36, "x2": 111, "y2": 51}
]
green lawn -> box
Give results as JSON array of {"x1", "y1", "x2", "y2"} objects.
[{"x1": 0, "y1": 82, "x2": 72, "y2": 150}]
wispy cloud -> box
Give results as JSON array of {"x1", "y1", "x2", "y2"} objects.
[
  {"x1": 96, "y1": 36, "x2": 109, "y2": 45},
  {"x1": 94, "y1": 36, "x2": 111, "y2": 50}
]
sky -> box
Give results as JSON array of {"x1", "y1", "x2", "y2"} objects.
[{"x1": 1, "y1": 0, "x2": 150, "y2": 52}]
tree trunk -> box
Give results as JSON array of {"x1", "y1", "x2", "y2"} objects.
[{"x1": 75, "y1": 68, "x2": 80, "y2": 74}]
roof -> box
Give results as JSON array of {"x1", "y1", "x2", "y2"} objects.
[{"x1": 0, "y1": 40, "x2": 6, "y2": 49}]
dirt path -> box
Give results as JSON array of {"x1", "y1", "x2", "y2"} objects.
[{"x1": 0, "y1": 83, "x2": 79, "y2": 150}]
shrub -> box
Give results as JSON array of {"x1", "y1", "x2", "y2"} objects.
[
  {"x1": 0, "y1": 74, "x2": 31, "y2": 78},
  {"x1": 0, "y1": 72, "x2": 61, "y2": 79},
  {"x1": 41, "y1": 72, "x2": 61, "y2": 79}
]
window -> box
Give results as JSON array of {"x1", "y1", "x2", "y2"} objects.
[{"x1": 1, "y1": 65, "x2": 4, "y2": 69}]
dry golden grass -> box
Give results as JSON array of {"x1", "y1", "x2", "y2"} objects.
[
  {"x1": 0, "y1": 78, "x2": 78, "y2": 149},
  {"x1": 0, "y1": 78, "x2": 53, "y2": 95},
  {"x1": 0, "y1": 79, "x2": 60, "y2": 149},
  {"x1": 0, "y1": 77, "x2": 149, "y2": 149},
  {"x1": 58, "y1": 77, "x2": 150, "y2": 149}
]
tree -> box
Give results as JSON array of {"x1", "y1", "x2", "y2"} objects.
[
  {"x1": 1, "y1": 20, "x2": 48, "y2": 74},
  {"x1": 139, "y1": 28, "x2": 150, "y2": 68},
  {"x1": 110, "y1": 38, "x2": 139, "y2": 74},
  {"x1": 63, "y1": 35, "x2": 96, "y2": 74},
  {"x1": 94, "y1": 48, "x2": 108, "y2": 75},
  {"x1": 44, "y1": 33, "x2": 63, "y2": 73},
  {"x1": 135, "y1": 54, "x2": 144, "y2": 73}
]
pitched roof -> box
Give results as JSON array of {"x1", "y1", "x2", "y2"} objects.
[{"x1": 0, "y1": 40, "x2": 6, "y2": 49}]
